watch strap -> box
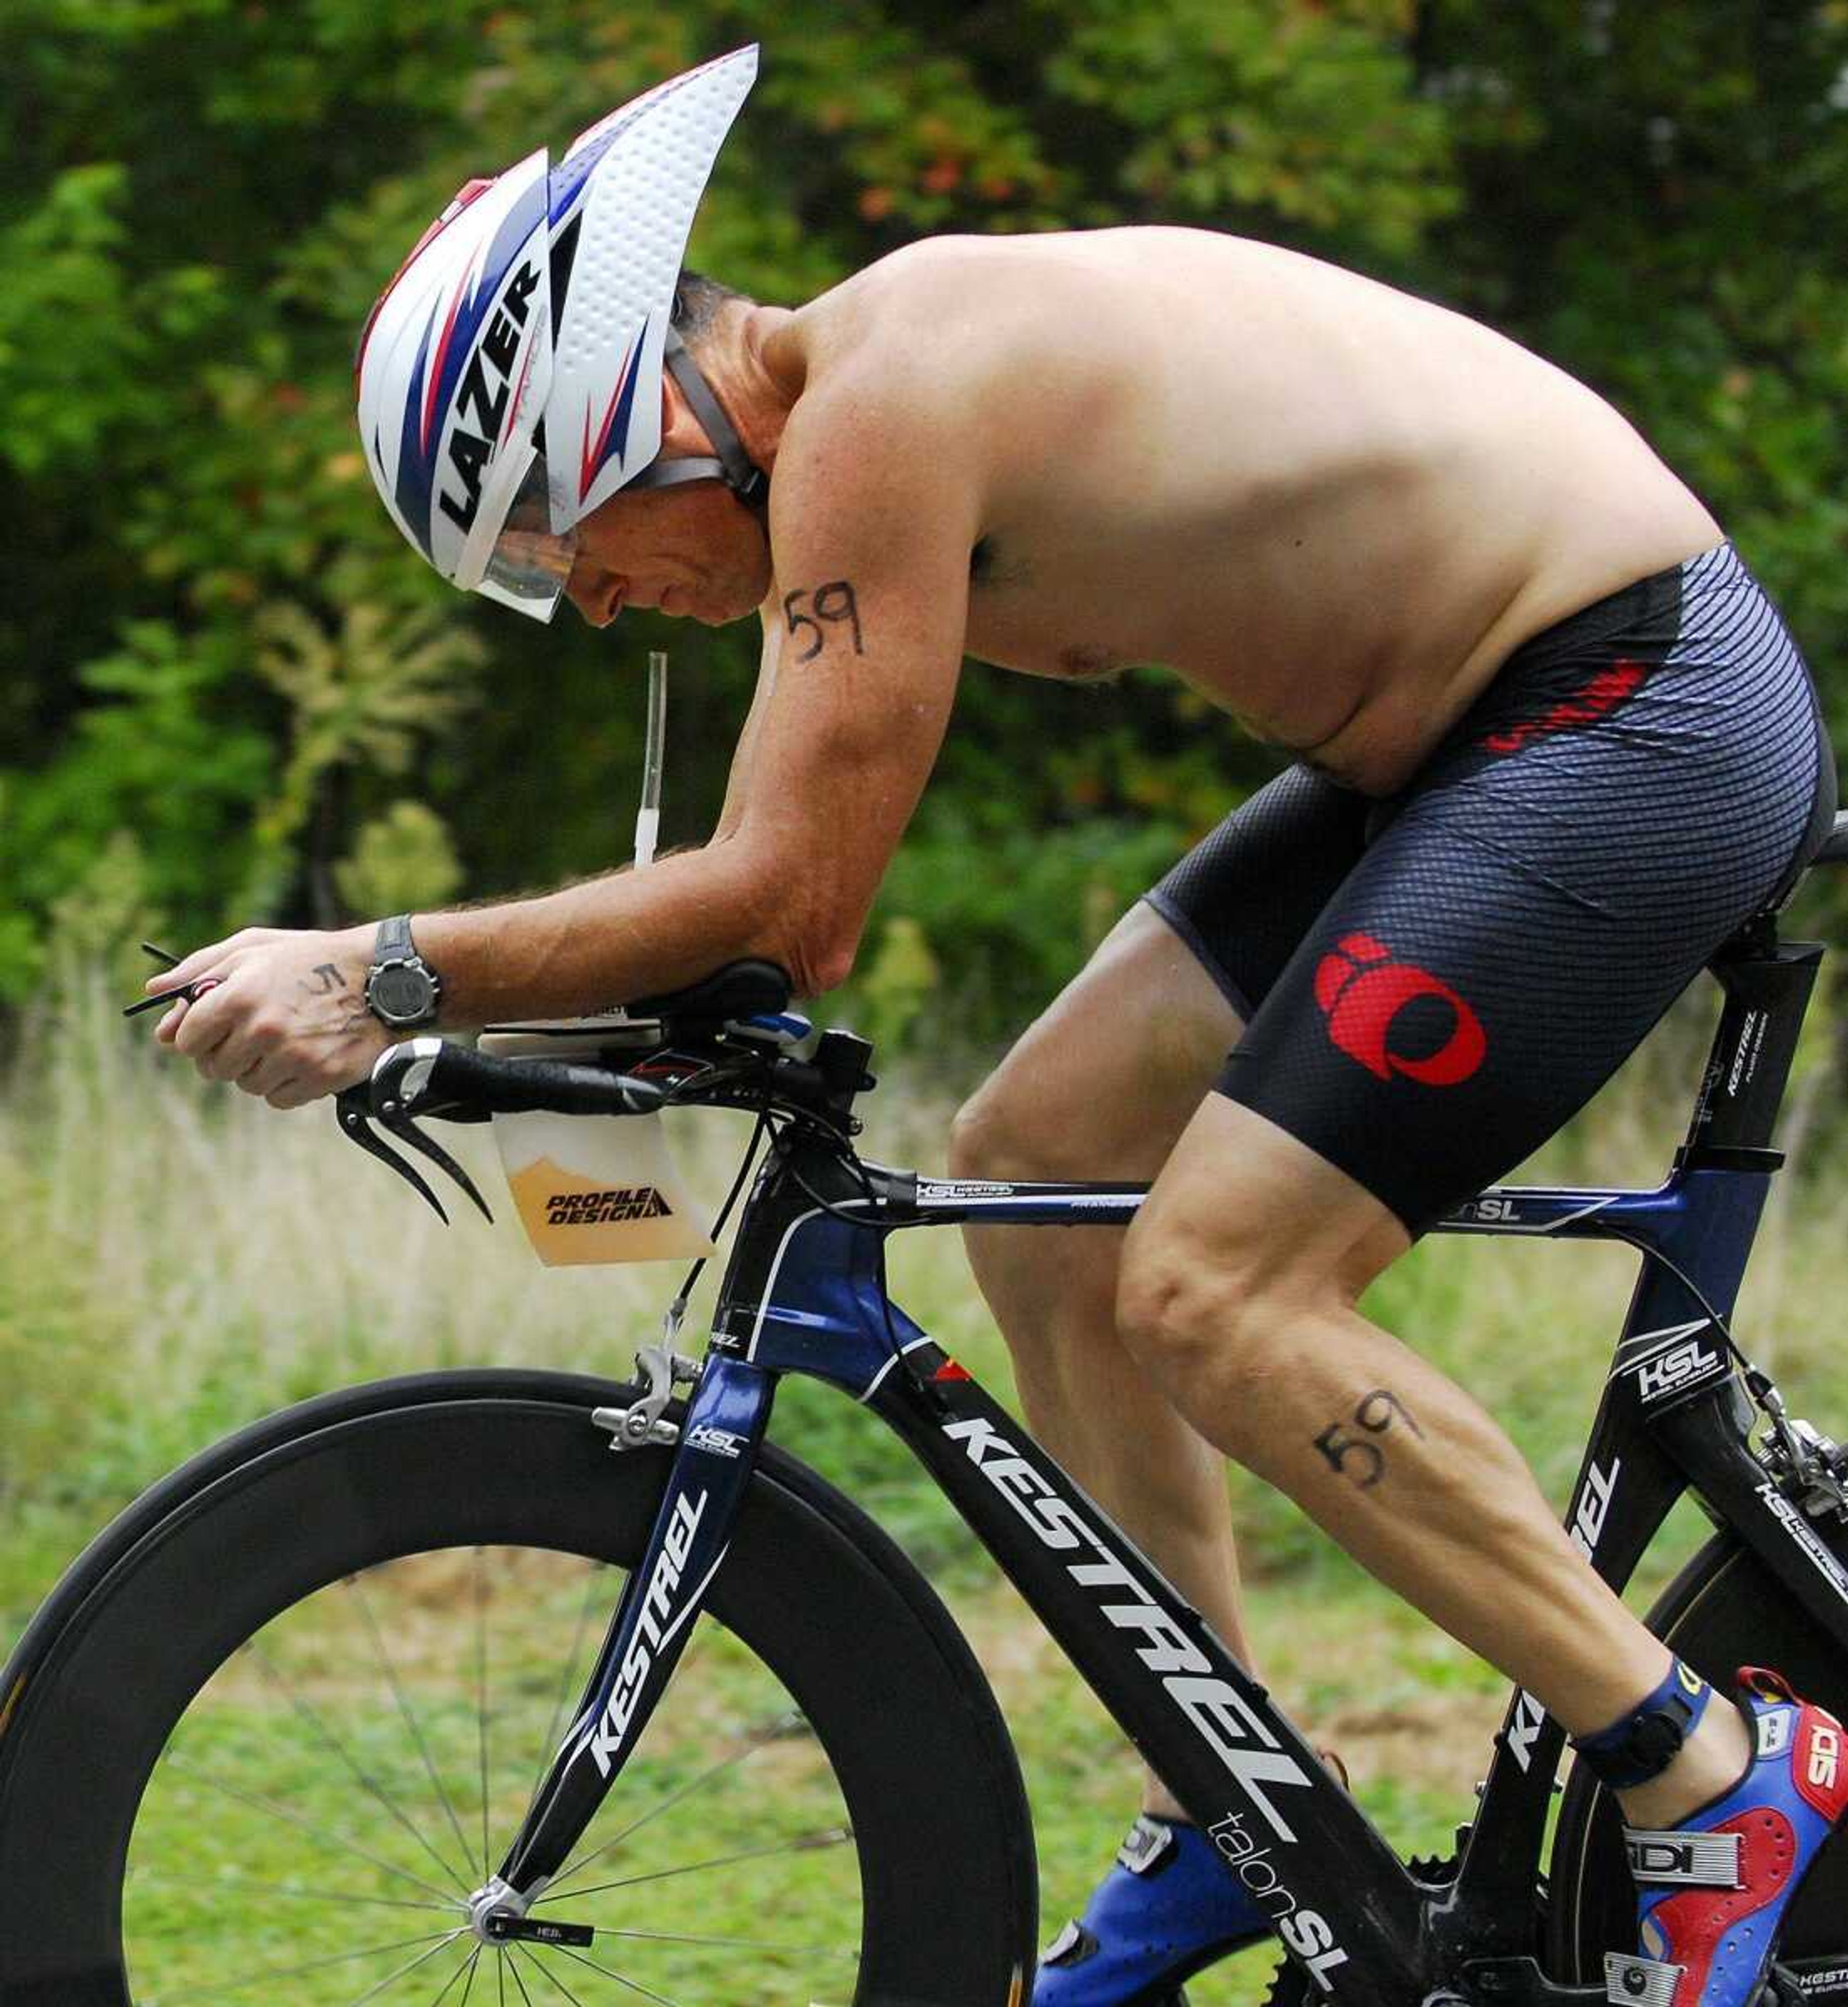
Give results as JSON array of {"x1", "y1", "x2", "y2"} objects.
[
  {"x1": 367, "y1": 913, "x2": 441, "y2": 1028},
  {"x1": 375, "y1": 913, "x2": 416, "y2": 963}
]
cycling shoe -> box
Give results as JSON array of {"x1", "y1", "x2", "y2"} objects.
[
  {"x1": 1609, "y1": 1667, "x2": 1848, "y2": 2007},
  {"x1": 1033, "y1": 1814, "x2": 1273, "y2": 2006}
]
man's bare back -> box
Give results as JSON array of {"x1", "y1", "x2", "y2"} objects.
[{"x1": 764, "y1": 227, "x2": 1720, "y2": 795}]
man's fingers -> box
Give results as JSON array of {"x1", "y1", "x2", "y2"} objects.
[
  {"x1": 141, "y1": 929, "x2": 267, "y2": 994},
  {"x1": 171, "y1": 980, "x2": 236, "y2": 1067}
]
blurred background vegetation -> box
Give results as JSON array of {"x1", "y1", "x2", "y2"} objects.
[
  {"x1": 8, "y1": 11, "x2": 1848, "y2": 1980},
  {"x1": 7, "y1": 0, "x2": 1848, "y2": 1042}
]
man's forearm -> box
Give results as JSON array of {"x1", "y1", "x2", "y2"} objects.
[{"x1": 414, "y1": 842, "x2": 780, "y2": 1028}]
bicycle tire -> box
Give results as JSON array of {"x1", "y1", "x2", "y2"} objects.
[
  {"x1": 0, "y1": 1368, "x2": 1039, "y2": 2006},
  {"x1": 1547, "y1": 1526, "x2": 1848, "y2": 1991}
]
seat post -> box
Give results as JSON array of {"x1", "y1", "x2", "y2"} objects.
[{"x1": 1679, "y1": 916, "x2": 1822, "y2": 1168}]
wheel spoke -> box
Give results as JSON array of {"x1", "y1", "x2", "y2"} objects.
[
  {"x1": 142, "y1": 1927, "x2": 464, "y2": 2001},
  {"x1": 157, "y1": 1757, "x2": 465, "y2": 1910},
  {"x1": 510, "y1": 1945, "x2": 592, "y2": 2005},
  {"x1": 503, "y1": 1948, "x2": 538, "y2": 2007},
  {"x1": 529, "y1": 1563, "x2": 617, "y2": 1804},
  {"x1": 539, "y1": 1826, "x2": 851, "y2": 1904},
  {"x1": 540, "y1": 1940, "x2": 684, "y2": 2007},
  {"x1": 431, "y1": 1947, "x2": 484, "y2": 2007},
  {"x1": 118, "y1": 1539, "x2": 869, "y2": 2005},
  {"x1": 347, "y1": 1927, "x2": 474, "y2": 2007},
  {"x1": 539, "y1": 1710, "x2": 805, "y2": 1898},
  {"x1": 239, "y1": 1634, "x2": 475, "y2": 1895},
  {"x1": 584, "y1": 1923, "x2": 853, "y2": 1958},
  {"x1": 126, "y1": 1861, "x2": 455, "y2": 1917},
  {"x1": 350, "y1": 1570, "x2": 483, "y2": 1883},
  {"x1": 475, "y1": 1547, "x2": 493, "y2": 1879}
]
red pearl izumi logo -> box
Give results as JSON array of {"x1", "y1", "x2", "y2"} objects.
[
  {"x1": 1480, "y1": 660, "x2": 1647, "y2": 756},
  {"x1": 1313, "y1": 933, "x2": 1488, "y2": 1087}
]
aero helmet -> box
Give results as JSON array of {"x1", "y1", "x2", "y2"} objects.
[{"x1": 355, "y1": 46, "x2": 765, "y2": 622}]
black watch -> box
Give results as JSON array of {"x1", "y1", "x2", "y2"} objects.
[{"x1": 364, "y1": 914, "x2": 443, "y2": 1029}]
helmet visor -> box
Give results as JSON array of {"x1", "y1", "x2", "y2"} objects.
[{"x1": 476, "y1": 448, "x2": 577, "y2": 623}]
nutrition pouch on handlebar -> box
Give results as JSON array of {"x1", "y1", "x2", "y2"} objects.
[{"x1": 478, "y1": 1022, "x2": 717, "y2": 1265}]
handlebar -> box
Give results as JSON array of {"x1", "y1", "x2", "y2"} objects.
[
  {"x1": 380, "y1": 1041, "x2": 667, "y2": 1120},
  {"x1": 335, "y1": 963, "x2": 872, "y2": 1224}
]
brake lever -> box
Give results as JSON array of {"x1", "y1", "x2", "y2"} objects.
[
  {"x1": 336, "y1": 1085, "x2": 452, "y2": 1222},
  {"x1": 334, "y1": 1046, "x2": 495, "y2": 1226},
  {"x1": 375, "y1": 1095, "x2": 495, "y2": 1225}
]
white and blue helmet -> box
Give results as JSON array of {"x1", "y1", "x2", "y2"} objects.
[{"x1": 355, "y1": 46, "x2": 763, "y2": 622}]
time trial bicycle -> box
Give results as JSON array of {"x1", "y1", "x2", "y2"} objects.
[{"x1": 7, "y1": 817, "x2": 1848, "y2": 2007}]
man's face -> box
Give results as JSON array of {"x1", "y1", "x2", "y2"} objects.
[{"x1": 564, "y1": 476, "x2": 771, "y2": 630}]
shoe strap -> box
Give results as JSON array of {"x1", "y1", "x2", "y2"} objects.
[
  {"x1": 1622, "y1": 1826, "x2": 1745, "y2": 1889},
  {"x1": 1040, "y1": 1918, "x2": 1087, "y2": 1966},
  {"x1": 1605, "y1": 1950, "x2": 1686, "y2": 2006},
  {"x1": 1116, "y1": 1815, "x2": 1179, "y2": 1876}
]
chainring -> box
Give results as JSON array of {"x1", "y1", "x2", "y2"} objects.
[{"x1": 1256, "y1": 1853, "x2": 1463, "y2": 2007}]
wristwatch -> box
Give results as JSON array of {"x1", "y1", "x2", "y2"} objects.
[{"x1": 364, "y1": 914, "x2": 443, "y2": 1029}]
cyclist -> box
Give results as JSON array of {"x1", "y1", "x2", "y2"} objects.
[{"x1": 149, "y1": 45, "x2": 1844, "y2": 2007}]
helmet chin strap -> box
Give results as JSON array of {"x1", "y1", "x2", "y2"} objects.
[{"x1": 624, "y1": 327, "x2": 770, "y2": 510}]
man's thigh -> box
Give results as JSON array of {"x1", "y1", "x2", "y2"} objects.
[
  {"x1": 965, "y1": 765, "x2": 1374, "y2": 1177},
  {"x1": 959, "y1": 900, "x2": 1241, "y2": 1180}
]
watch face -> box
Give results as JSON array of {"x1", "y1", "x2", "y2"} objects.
[{"x1": 372, "y1": 964, "x2": 433, "y2": 1022}]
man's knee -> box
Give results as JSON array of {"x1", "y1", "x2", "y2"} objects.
[
  {"x1": 1116, "y1": 1218, "x2": 1284, "y2": 1401},
  {"x1": 948, "y1": 1076, "x2": 1018, "y2": 1182},
  {"x1": 950, "y1": 1059, "x2": 1101, "y2": 1183},
  {"x1": 1115, "y1": 1210, "x2": 1376, "y2": 1449}
]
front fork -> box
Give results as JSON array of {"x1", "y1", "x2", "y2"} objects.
[{"x1": 477, "y1": 1353, "x2": 778, "y2": 1924}]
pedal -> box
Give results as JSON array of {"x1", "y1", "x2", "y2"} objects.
[{"x1": 1755, "y1": 1967, "x2": 1804, "y2": 2007}]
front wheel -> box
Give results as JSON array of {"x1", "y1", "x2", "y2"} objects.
[
  {"x1": 1547, "y1": 1527, "x2": 1848, "y2": 1999},
  {"x1": 0, "y1": 1369, "x2": 1038, "y2": 2006}
]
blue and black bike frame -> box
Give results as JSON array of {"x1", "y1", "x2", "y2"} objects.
[{"x1": 493, "y1": 919, "x2": 1848, "y2": 2005}]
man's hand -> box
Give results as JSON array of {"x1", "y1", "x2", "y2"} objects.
[{"x1": 143, "y1": 926, "x2": 389, "y2": 1109}]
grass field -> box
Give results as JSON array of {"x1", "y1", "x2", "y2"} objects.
[{"x1": 3, "y1": 962, "x2": 1846, "y2": 2001}]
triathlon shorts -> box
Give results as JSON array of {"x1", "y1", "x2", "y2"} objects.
[{"x1": 1144, "y1": 541, "x2": 1837, "y2": 1235}]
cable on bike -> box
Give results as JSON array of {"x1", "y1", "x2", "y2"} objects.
[
  {"x1": 658, "y1": 1104, "x2": 774, "y2": 1338},
  {"x1": 1597, "y1": 1223, "x2": 1759, "y2": 1394},
  {"x1": 774, "y1": 1129, "x2": 913, "y2": 1356}
]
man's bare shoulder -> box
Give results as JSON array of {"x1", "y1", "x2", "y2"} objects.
[{"x1": 771, "y1": 231, "x2": 1197, "y2": 486}]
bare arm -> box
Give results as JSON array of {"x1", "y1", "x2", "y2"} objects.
[
  {"x1": 714, "y1": 606, "x2": 782, "y2": 844},
  {"x1": 415, "y1": 373, "x2": 980, "y2": 1024}
]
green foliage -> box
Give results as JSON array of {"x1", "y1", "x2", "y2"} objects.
[
  {"x1": 44, "y1": 829, "x2": 167, "y2": 1003},
  {"x1": 248, "y1": 598, "x2": 483, "y2": 919},
  {"x1": 0, "y1": 164, "x2": 223, "y2": 476},
  {"x1": 4, "y1": 0, "x2": 1846, "y2": 1037},
  {"x1": 334, "y1": 801, "x2": 465, "y2": 917},
  {"x1": 854, "y1": 913, "x2": 942, "y2": 1052}
]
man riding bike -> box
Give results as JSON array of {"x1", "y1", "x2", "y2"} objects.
[{"x1": 148, "y1": 46, "x2": 1845, "y2": 2007}]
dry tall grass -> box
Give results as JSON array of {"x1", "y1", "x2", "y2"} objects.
[{"x1": 3, "y1": 960, "x2": 1846, "y2": 1621}]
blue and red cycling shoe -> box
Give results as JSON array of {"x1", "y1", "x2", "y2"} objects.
[
  {"x1": 1609, "y1": 1668, "x2": 1848, "y2": 2007},
  {"x1": 1032, "y1": 1814, "x2": 1273, "y2": 2006}
]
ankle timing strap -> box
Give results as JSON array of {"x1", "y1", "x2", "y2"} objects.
[{"x1": 1571, "y1": 1659, "x2": 1712, "y2": 1790}]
